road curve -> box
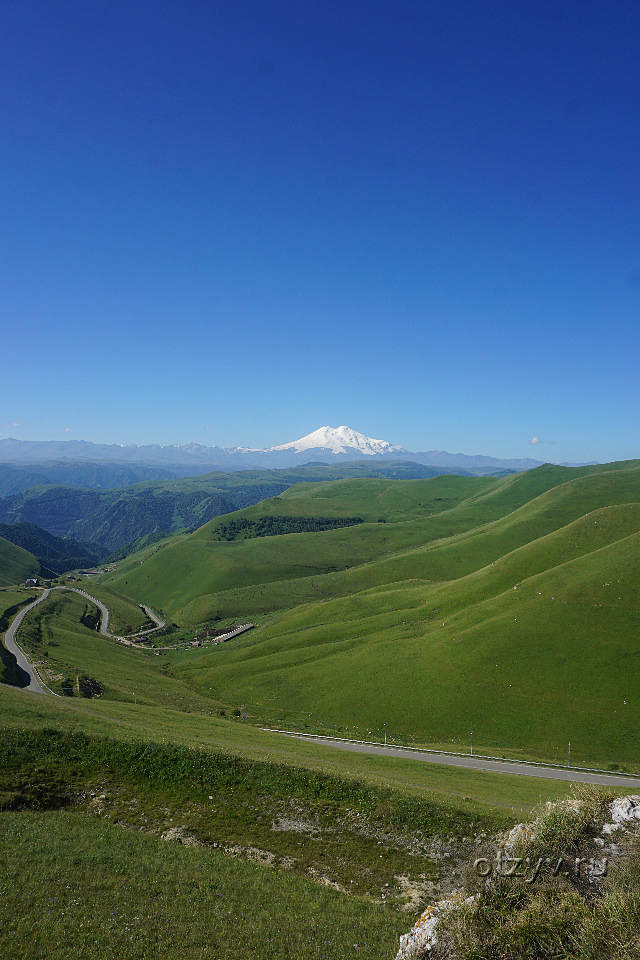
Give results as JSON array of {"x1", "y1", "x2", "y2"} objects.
[
  {"x1": 1, "y1": 586, "x2": 165, "y2": 696},
  {"x1": 141, "y1": 604, "x2": 165, "y2": 630},
  {"x1": 65, "y1": 587, "x2": 111, "y2": 635},
  {"x1": 3, "y1": 590, "x2": 53, "y2": 694},
  {"x1": 58, "y1": 589, "x2": 165, "y2": 638},
  {"x1": 123, "y1": 603, "x2": 166, "y2": 639},
  {"x1": 267, "y1": 730, "x2": 640, "y2": 788}
]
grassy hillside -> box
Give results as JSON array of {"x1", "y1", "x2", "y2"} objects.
[
  {"x1": 96, "y1": 460, "x2": 640, "y2": 768},
  {"x1": 103, "y1": 461, "x2": 639, "y2": 622},
  {"x1": 0, "y1": 534, "x2": 39, "y2": 586},
  {"x1": 0, "y1": 682, "x2": 570, "y2": 814},
  {"x1": 0, "y1": 725, "x2": 579, "y2": 933},
  {"x1": 0, "y1": 809, "x2": 405, "y2": 960},
  {"x1": 102, "y1": 474, "x2": 501, "y2": 617},
  {"x1": 175, "y1": 510, "x2": 640, "y2": 767}
]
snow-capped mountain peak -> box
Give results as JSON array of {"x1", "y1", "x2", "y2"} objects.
[{"x1": 267, "y1": 425, "x2": 404, "y2": 456}]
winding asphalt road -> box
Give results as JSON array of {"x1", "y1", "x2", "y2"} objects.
[
  {"x1": 264, "y1": 729, "x2": 640, "y2": 788},
  {"x1": 3, "y1": 589, "x2": 53, "y2": 693},
  {"x1": 1, "y1": 586, "x2": 165, "y2": 694},
  {"x1": 71, "y1": 587, "x2": 111, "y2": 634},
  {"x1": 52, "y1": 589, "x2": 164, "y2": 638},
  {"x1": 128, "y1": 603, "x2": 165, "y2": 637}
]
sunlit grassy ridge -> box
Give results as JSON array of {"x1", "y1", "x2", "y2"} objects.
[
  {"x1": 175, "y1": 504, "x2": 640, "y2": 766},
  {"x1": 102, "y1": 462, "x2": 639, "y2": 622}
]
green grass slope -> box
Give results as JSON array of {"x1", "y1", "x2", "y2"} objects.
[
  {"x1": 0, "y1": 534, "x2": 39, "y2": 586},
  {"x1": 103, "y1": 461, "x2": 640, "y2": 624},
  {"x1": 0, "y1": 682, "x2": 570, "y2": 814},
  {"x1": 0, "y1": 810, "x2": 405, "y2": 960},
  {"x1": 103, "y1": 470, "x2": 558, "y2": 618},
  {"x1": 100, "y1": 474, "x2": 495, "y2": 617},
  {"x1": 175, "y1": 500, "x2": 640, "y2": 767}
]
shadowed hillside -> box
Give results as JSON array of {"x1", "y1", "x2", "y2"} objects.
[{"x1": 0, "y1": 536, "x2": 40, "y2": 586}]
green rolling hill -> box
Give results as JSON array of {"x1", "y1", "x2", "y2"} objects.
[
  {"x1": 102, "y1": 461, "x2": 638, "y2": 620},
  {"x1": 4, "y1": 462, "x2": 640, "y2": 958},
  {"x1": 98, "y1": 459, "x2": 640, "y2": 767}
]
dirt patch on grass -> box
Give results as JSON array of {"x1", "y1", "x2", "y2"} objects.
[{"x1": 394, "y1": 874, "x2": 439, "y2": 912}]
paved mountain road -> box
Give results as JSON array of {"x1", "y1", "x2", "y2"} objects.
[
  {"x1": 265, "y1": 730, "x2": 640, "y2": 788},
  {"x1": 69, "y1": 587, "x2": 111, "y2": 635},
  {"x1": 1, "y1": 586, "x2": 165, "y2": 695},
  {"x1": 3, "y1": 589, "x2": 53, "y2": 694},
  {"x1": 58, "y1": 589, "x2": 165, "y2": 638},
  {"x1": 141, "y1": 604, "x2": 165, "y2": 630}
]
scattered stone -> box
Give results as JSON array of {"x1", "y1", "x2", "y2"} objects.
[
  {"x1": 502, "y1": 821, "x2": 537, "y2": 851},
  {"x1": 307, "y1": 867, "x2": 345, "y2": 892},
  {"x1": 271, "y1": 815, "x2": 320, "y2": 835}
]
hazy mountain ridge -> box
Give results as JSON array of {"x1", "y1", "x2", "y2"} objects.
[{"x1": 0, "y1": 428, "x2": 547, "y2": 473}]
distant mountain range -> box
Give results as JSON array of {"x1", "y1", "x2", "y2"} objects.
[{"x1": 0, "y1": 426, "x2": 549, "y2": 474}]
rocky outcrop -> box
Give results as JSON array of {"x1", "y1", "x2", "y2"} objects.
[
  {"x1": 395, "y1": 894, "x2": 476, "y2": 959},
  {"x1": 394, "y1": 794, "x2": 640, "y2": 959}
]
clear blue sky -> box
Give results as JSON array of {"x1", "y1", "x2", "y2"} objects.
[{"x1": 1, "y1": 0, "x2": 638, "y2": 461}]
